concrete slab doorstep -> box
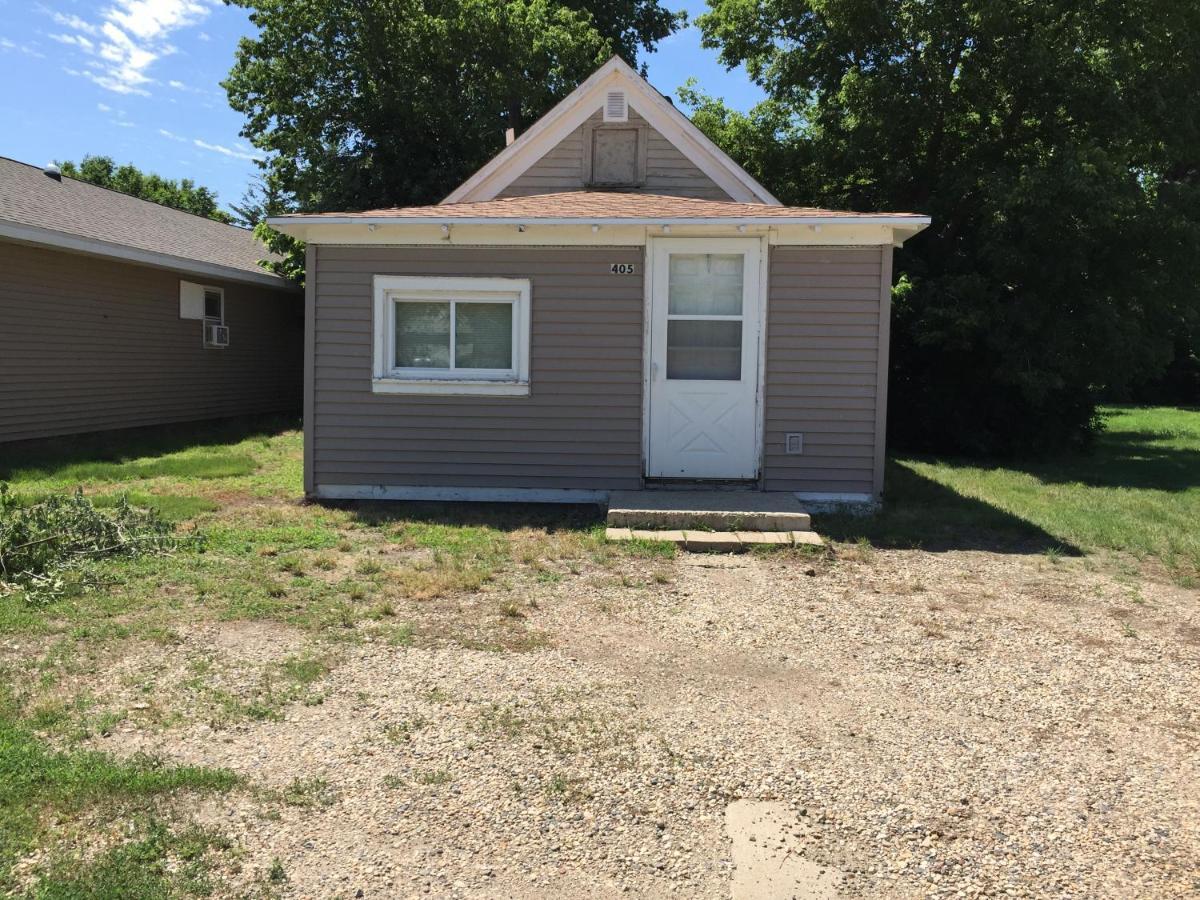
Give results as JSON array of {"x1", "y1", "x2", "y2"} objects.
[
  {"x1": 607, "y1": 490, "x2": 812, "y2": 532},
  {"x1": 630, "y1": 529, "x2": 687, "y2": 545},
  {"x1": 604, "y1": 529, "x2": 824, "y2": 552},
  {"x1": 791, "y1": 530, "x2": 825, "y2": 546},
  {"x1": 684, "y1": 531, "x2": 742, "y2": 553},
  {"x1": 726, "y1": 800, "x2": 841, "y2": 899},
  {"x1": 735, "y1": 531, "x2": 790, "y2": 546}
]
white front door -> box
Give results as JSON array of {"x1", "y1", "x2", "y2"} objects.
[{"x1": 646, "y1": 237, "x2": 764, "y2": 479}]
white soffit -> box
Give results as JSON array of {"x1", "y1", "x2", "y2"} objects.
[{"x1": 442, "y1": 56, "x2": 781, "y2": 206}]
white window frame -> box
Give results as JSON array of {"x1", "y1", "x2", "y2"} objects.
[
  {"x1": 203, "y1": 286, "x2": 225, "y2": 324},
  {"x1": 372, "y1": 275, "x2": 531, "y2": 396}
]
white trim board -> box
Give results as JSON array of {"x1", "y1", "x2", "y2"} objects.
[
  {"x1": 314, "y1": 484, "x2": 609, "y2": 504},
  {"x1": 441, "y1": 56, "x2": 781, "y2": 205},
  {"x1": 0, "y1": 219, "x2": 296, "y2": 290},
  {"x1": 267, "y1": 222, "x2": 928, "y2": 248}
]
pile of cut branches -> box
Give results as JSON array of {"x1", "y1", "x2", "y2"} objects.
[{"x1": 0, "y1": 484, "x2": 188, "y2": 604}]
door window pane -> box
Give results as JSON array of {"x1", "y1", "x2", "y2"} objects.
[
  {"x1": 668, "y1": 254, "x2": 743, "y2": 316},
  {"x1": 455, "y1": 302, "x2": 513, "y2": 370},
  {"x1": 394, "y1": 301, "x2": 450, "y2": 368},
  {"x1": 667, "y1": 320, "x2": 742, "y2": 380}
]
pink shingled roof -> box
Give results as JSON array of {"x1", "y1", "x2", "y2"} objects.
[{"x1": 275, "y1": 192, "x2": 923, "y2": 221}]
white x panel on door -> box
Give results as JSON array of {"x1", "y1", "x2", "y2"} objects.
[{"x1": 646, "y1": 238, "x2": 764, "y2": 479}]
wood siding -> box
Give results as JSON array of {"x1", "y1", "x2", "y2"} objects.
[
  {"x1": 499, "y1": 109, "x2": 733, "y2": 200},
  {"x1": 311, "y1": 246, "x2": 645, "y2": 491},
  {"x1": 0, "y1": 241, "x2": 302, "y2": 443},
  {"x1": 761, "y1": 246, "x2": 885, "y2": 494}
]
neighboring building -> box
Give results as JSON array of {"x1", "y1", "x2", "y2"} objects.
[
  {"x1": 270, "y1": 57, "x2": 930, "y2": 505},
  {"x1": 0, "y1": 156, "x2": 302, "y2": 444}
]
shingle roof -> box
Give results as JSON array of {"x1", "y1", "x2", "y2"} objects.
[
  {"x1": 275, "y1": 191, "x2": 925, "y2": 222},
  {"x1": 0, "y1": 156, "x2": 290, "y2": 285}
]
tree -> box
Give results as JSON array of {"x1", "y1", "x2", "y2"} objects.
[
  {"x1": 224, "y1": 0, "x2": 682, "y2": 215},
  {"x1": 57, "y1": 156, "x2": 233, "y2": 224},
  {"x1": 697, "y1": 0, "x2": 1200, "y2": 454}
]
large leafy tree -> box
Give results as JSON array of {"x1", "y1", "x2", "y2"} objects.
[
  {"x1": 697, "y1": 0, "x2": 1200, "y2": 454},
  {"x1": 58, "y1": 156, "x2": 233, "y2": 224},
  {"x1": 224, "y1": 0, "x2": 681, "y2": 213}
]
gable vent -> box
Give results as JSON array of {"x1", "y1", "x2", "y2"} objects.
[{"x1": 603, "y1": 90, "x2": 628, "y2": 122}]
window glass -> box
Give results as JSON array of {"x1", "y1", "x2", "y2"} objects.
[
  {"x1": 203, "y1": 290, "x2": 222, "y2": 320},
  {"x1": 668, "y1": 254, "x2": 743, "y2": 316},
  {"x1": 394, "y1": 301, "x2": 450, "y2": 368},
  {"x1": 666, "y1": 320, "x2": 742, "y2": 380},
  {"x1": 455, "y1": 302, "x2": 513, "y2": 369}
]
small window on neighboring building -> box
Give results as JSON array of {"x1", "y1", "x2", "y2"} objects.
[
  {"x1": 372, "y1": 276, "x2": 531, "y2": 396},
  {"x1": 204, "y1": 288, "x2": 224, "y2": 322}
]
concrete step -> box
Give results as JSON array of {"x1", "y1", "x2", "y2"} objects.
[
  {"x1": 605, "y1": 528, "x2": 824, "y2": 552},
  {"x1": 606, "y1": 490, "x2": 812, "y2": 532}
]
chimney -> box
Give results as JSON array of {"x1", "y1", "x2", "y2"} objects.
[
  {"x1": 44, "y1": 163, "x2": 62, "y2": 182},
  {"x1": 505, "y1": 128, "x2": 516, "y2": 147}
]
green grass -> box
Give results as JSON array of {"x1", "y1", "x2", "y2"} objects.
[
  {"x1": 823, "y1": 405, "x2": 1200, "y2": 578},
  {"x1": 0, "y1": 694, "x2": 238, "y2": 894}
]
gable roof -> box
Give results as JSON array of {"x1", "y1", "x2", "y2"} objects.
[
  {"x1": 276, "y1": 192, "x2": 927, "y2": 226},
  {"x1": 442, "y1": 57, "x2": 781, "y2": 206},
  {"x1": 0, "y1": 156, "x2": 293, "y2": 289}
]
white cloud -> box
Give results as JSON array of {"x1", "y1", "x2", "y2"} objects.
[
  {"x1": 168, "y1": 79, "x2": 186, "y2": 89},
  {"x1": 50, "y1": 33, "x2": 95, "y2": 51},
  {"x1": 106, "y1": 0, "x2": 211, "y2": 41},
  {"x1": 0, "y1": 37, "x2": 46, "y2": 58},
  {"x1": 45, "y1": 0, "x2": 215, "y2": 95},
  {"x1": 97, "y1": 102, "x2": 112, "y2": 112},
  {"x1": 113, "y1": 120, "x2": 136, "y2": 128},
  {"x1": 158, "y1": 128, "x2": 186, "y2": 141},
  {"x1": 197, "y1": 31, "x2": 210, "y2": 41},
  {"x1": 193, "y1": 138, "x2": 262, "y2": 162},
  {"x1": 50, "y1": 12, "x2": 101, "y2": 36}
]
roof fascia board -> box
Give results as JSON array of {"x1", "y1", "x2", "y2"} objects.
[
  {"x1": 267, "y1": 222, "x2": 925, "y2": 248},
  {"x1": 0, "y1": 219, "x2": 297, "y2": 290},
  {"x1": 442, "y1": 57, "x2": 781, "y2": 205},
  {"x1": 268, "y1": 215, "x2": 930, "y2": 228}
]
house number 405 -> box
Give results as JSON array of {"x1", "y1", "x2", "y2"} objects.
[{"x1": 609, "y1": 263, "x2": 637, "y2": 275}]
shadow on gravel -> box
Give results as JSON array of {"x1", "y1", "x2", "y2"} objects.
[
  {"x1": 816, "y1": 462, "x2": 1081, "y2": 556},
  {"x1": 337, "y1": 500, "x2": 606, "y2": 534}
]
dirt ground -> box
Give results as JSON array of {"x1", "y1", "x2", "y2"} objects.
[{"x1": 56, "y1": 544, "x2": 1200, "y2": 897}]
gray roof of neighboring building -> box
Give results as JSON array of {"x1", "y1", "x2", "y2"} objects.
[{"x1": 0, "y1": 156, "x2": 293, "y2": 288}]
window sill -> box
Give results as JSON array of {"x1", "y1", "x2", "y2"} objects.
[{"x1": 371, "y1": 378, "x2": 530, "y2": 397}]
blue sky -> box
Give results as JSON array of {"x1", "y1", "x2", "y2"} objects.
[{"x1": 0, "y1": 0, "x2": 764, "y2": 214}]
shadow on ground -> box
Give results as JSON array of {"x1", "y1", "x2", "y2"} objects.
[
  {"x1": 816, "y1": 462, "x2": 1081, "y2": 555},
  {"x1": 999, "y1": 430, "x2": 1200, "y2": 492},
  {"x1": 0, "y1": 413, "x2": 300, "y2": 481},
  {"x1": 340, "y1": 500, "x2": 606, "y2": 534}
]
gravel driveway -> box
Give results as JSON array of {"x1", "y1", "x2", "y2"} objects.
[{"x1": 102, "y1": 545, "x2": 1200, "y2": 898}]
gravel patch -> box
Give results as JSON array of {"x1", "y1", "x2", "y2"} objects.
[{"x1": 89, "y1": 547, "x2": 1200, "y2": 897}]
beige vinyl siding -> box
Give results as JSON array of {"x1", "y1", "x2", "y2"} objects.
[
  {"x1": 311, "y1": 246, "x2": 644, "y2": 491},
  {"x1": 0, "y1": 240, "x2": 302, "y2": 443},
  {"x1": 762, "y1": 246, "x2": 885, "y2": 494},
  {"x1": 499, "y1": 109, "x2": 733, "y2": 200}
]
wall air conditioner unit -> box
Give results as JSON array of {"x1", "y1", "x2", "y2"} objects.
[{"x1": 203, "y1": 322, "x2": 230, "y2": 348}]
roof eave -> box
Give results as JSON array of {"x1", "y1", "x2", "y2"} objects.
[
  {"x1": 0, "y1": 218, "x2": 298, "y2": 290},
  {"x1": 267, "y1": 215, "x2": 931, "y2": 229}
]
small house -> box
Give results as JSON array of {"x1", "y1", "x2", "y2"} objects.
[
  {"x1": 270, "y1": 58, "x2": 929, "y2": 505},
  {"x1": 0, "y1": 156, "x2": 301, "y2": 444}
]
